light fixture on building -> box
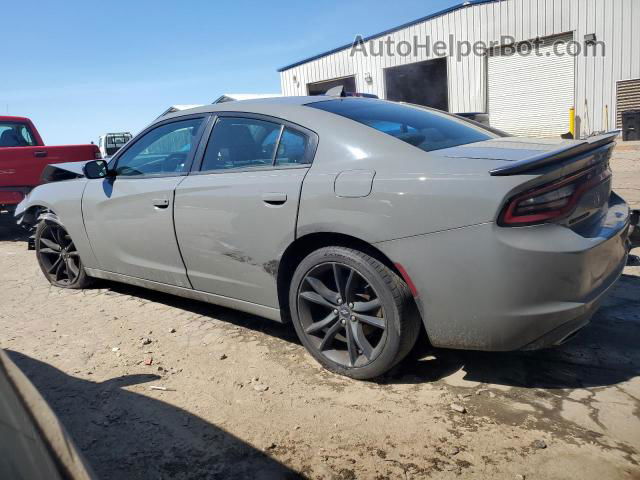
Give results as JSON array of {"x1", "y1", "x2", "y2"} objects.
[
  {"x1": 292, "y1": 74, "x2": 300, "y2": 87},
  {"x1": 364, "y1": 72, "x2": 373, "y2": 84},
  {"x1": 584, "y1": 33, "x2": 597, "y2": 45}
]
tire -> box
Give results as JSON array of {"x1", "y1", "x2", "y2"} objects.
[
  {"x1": 35, "y1": 217, "x2": 93, "y2": 289},
  {"x1": 289, "y1": 246, "x2": 421, "y2": 380}
]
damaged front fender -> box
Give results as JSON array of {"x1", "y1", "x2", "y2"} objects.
[
  {"x1": 10, "y1": 178, "x2": 98, "y2": 267},
  {"x1": 14, "y1": 161, "x2": 90, "y2": 225}
]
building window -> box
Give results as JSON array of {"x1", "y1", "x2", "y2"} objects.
[
  {"x1": 307, "y1": 76, "x2": 357, "y2": 96},
  {"x1": 384, "y1": 58, "x2": 449, "y2": 111}
]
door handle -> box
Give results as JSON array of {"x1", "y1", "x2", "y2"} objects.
[
  {"x1": 262, "y1": 192, "x2": 287, "y2": 206},
  {"x1": 33, "y1": 151, "x2": 48, "y2": 158},
  {"x1": 152, "y1": 198, "x2": 170, "y2": 208}
]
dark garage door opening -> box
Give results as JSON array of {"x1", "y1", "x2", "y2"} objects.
[
  {"x1": 307, "y1": 76, "x2": 357, "y2": 96},
  {"x1": 384, "y1": 58, "x2": 449, "y2": 111}
]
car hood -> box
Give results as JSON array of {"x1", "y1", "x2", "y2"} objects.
[
  {"x1": 435, "y1": 137, "x2": 584, "y2": 162},
  {"x1": 41, "y1": 161, "x2": 90, "y2": 183}
]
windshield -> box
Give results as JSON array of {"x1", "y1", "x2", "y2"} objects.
[
  {"x1": 0, "y1": 122, "x2": 37, "y2": 147},
  {"x1": 309, "y1": 99, "x2": 501, "y2": 152}
]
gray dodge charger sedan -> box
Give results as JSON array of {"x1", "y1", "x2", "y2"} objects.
[{"x1": 15, "y1": 97, "x2": 636, "y2": 379}]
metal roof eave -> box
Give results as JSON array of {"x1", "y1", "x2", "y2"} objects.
[{"x1": 277, "y1": 0, "x2": 501, "y2": 72}]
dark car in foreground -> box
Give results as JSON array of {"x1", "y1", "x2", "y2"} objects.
[
  {"x1": 0, "y1": 350, "x2": 95, "y2": 479},
  {"x1": 15, "y1": 97, "x2": 637, "y2": 379}
]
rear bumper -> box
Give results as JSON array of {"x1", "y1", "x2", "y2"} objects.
[
  {"x1": 376, "y1": 195, "x2": 631, "y2": 351},
  {"x1": 521, "y1": 309, "x2": 592, "y2": 350}
]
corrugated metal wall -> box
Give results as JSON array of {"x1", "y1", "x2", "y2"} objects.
[{"x1": 279, "y1": 0, "x2": 640, "y2": 138}]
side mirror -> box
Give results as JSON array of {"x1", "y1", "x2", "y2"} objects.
[{"x1": 83, "y1": 159, "x2": 110, "y2": 179}]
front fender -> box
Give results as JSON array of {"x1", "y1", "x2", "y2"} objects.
[
  {"x1": 14, "y1": 191, "x2": 55, "y2": 226},
  {"x1": 14, "y1": 179, "x2": 99, "y2": 269},
  {"x1": 14, "y1": 197, "x2": 29, "y2": 221}
]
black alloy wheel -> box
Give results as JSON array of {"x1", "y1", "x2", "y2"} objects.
[
  {"x1": 298, "y1": 262, "x2": 387, "y2": 368},
  {"x1": 35, "y1": 219, "x2": 91, "y2": 289},
  {"x1": 290, "y1": 247, "x2": 421, "y2": 379}
]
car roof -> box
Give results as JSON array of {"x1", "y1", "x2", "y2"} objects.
[
  {"x1": 152, "y1": 96, "x2": 400, "y2": 136},
  {"x1": 157, "y1": 96, "x2": 333, "y2": 121},
  {"x1": 0, "y1": 115, "x2": 31, "y2": 123}
]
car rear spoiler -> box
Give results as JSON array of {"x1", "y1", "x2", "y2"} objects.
[{"x1": 489, "y1": 131, "x2": 620, "y2": 176}]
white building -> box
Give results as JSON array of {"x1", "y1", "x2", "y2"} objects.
[
  {"x1": 278, "y1": 0, "x2": 640, "y2": 139},
  {"x1": 158, "y1": 95, "x2": 280, "y2": 118},
  {"x1": 212, "y1": 93, "x2": 281, "y2": 103}
]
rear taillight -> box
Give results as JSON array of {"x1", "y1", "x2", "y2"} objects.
[
  {"x1": 499, "y1": 164, "x2": 611, "y2": 226},
  {"x1": 95, "y1": 149, "x2": 102, "y2": 159}
]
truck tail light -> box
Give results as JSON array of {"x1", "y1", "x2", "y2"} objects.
[
  {"x1": 498, "y1": 164, "x2": 611, "y2": 226},
  {"x1": 95, "y1": 150, "x2": 102, "y2": 159}
]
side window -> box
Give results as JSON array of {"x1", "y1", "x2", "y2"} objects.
[
  {"x1": 0, "y1": 123, "x2": 37, "y2": 147},
  {"x1": 18, "y1": 125, "x2": 36, "y2": 145},
  {"x1": 115, "y1": 118, "x2": 203, "y2": 176},
  {"x1": 275, "y1": 128, "x2": 310, "y2": 166},
  {"x1": 200, "y1": 117, "x2": 281, "y2": 172}
]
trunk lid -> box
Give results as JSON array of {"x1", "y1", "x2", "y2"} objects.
[
  {"x1": 435, "y1": 134, "x2": 614, "y2": 171},
  {"x1": 436, "y1": 133, "x2": 620, "y2": 233}
]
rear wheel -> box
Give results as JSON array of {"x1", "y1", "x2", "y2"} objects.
[
  {"x1": 289, "y1": 247, "x2": 421, "y2": 380},
  {"x1": 35, "y1": 218, "x2": 93, "y2": 289}
]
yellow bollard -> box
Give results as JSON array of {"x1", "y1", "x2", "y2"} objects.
[{"x1": 569, "y1": 107, "x2": 576, "y2": 138}]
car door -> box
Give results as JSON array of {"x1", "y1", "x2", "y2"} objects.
[
  {"x1": 174, "y1": 114, "x2": 318, "y2": 308},
  {"x1": 82, "y1": 115, "x2": 208, "y2": 287}
]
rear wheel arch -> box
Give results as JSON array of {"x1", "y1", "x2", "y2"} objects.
[
  {"x1": 277, "y1": 232, "x2": 412, "y2": 321},
  {"x1": 286, "y1": 244, "x2": 422, "y2": 378}
]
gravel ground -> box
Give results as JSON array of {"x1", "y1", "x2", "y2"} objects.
[{"x1": 1, "y1": 143, "x2": 639, "y2": 479}]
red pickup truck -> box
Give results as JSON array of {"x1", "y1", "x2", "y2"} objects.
[{"x1": 0, "y1": 116, "x2": 100, "y2": 214}]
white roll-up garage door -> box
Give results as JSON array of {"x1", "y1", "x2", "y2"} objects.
[{"x1": 488, "y1": 34, "x2": 575, "y2": 137}]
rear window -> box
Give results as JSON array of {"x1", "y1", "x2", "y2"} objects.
[
  {"x1": 0, "y1": 122, "x2": 37, "y2": 147},
  {"x1": 309, "y1": 99, "x2": 498, "y2": 152}
]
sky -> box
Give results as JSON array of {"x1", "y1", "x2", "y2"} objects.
[{"x1": 2, "y1": 0, "x2": 460, "y2": 145}]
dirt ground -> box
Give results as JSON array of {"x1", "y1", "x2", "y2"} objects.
[{"x1": 1, "y1": 143, "x2": 639, "y2": 480}]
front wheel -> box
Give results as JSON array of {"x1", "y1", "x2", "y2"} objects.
[
  {"x1": 35, "y1": 217, "x2": 93, "y2": 289},
  {"x1": 289, "y1": 247, "x2": 421, "y2": 380}
]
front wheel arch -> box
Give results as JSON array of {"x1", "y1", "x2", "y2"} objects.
[{"x1": 18, "y1": 205, "x2": 55, "y2": 230}]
